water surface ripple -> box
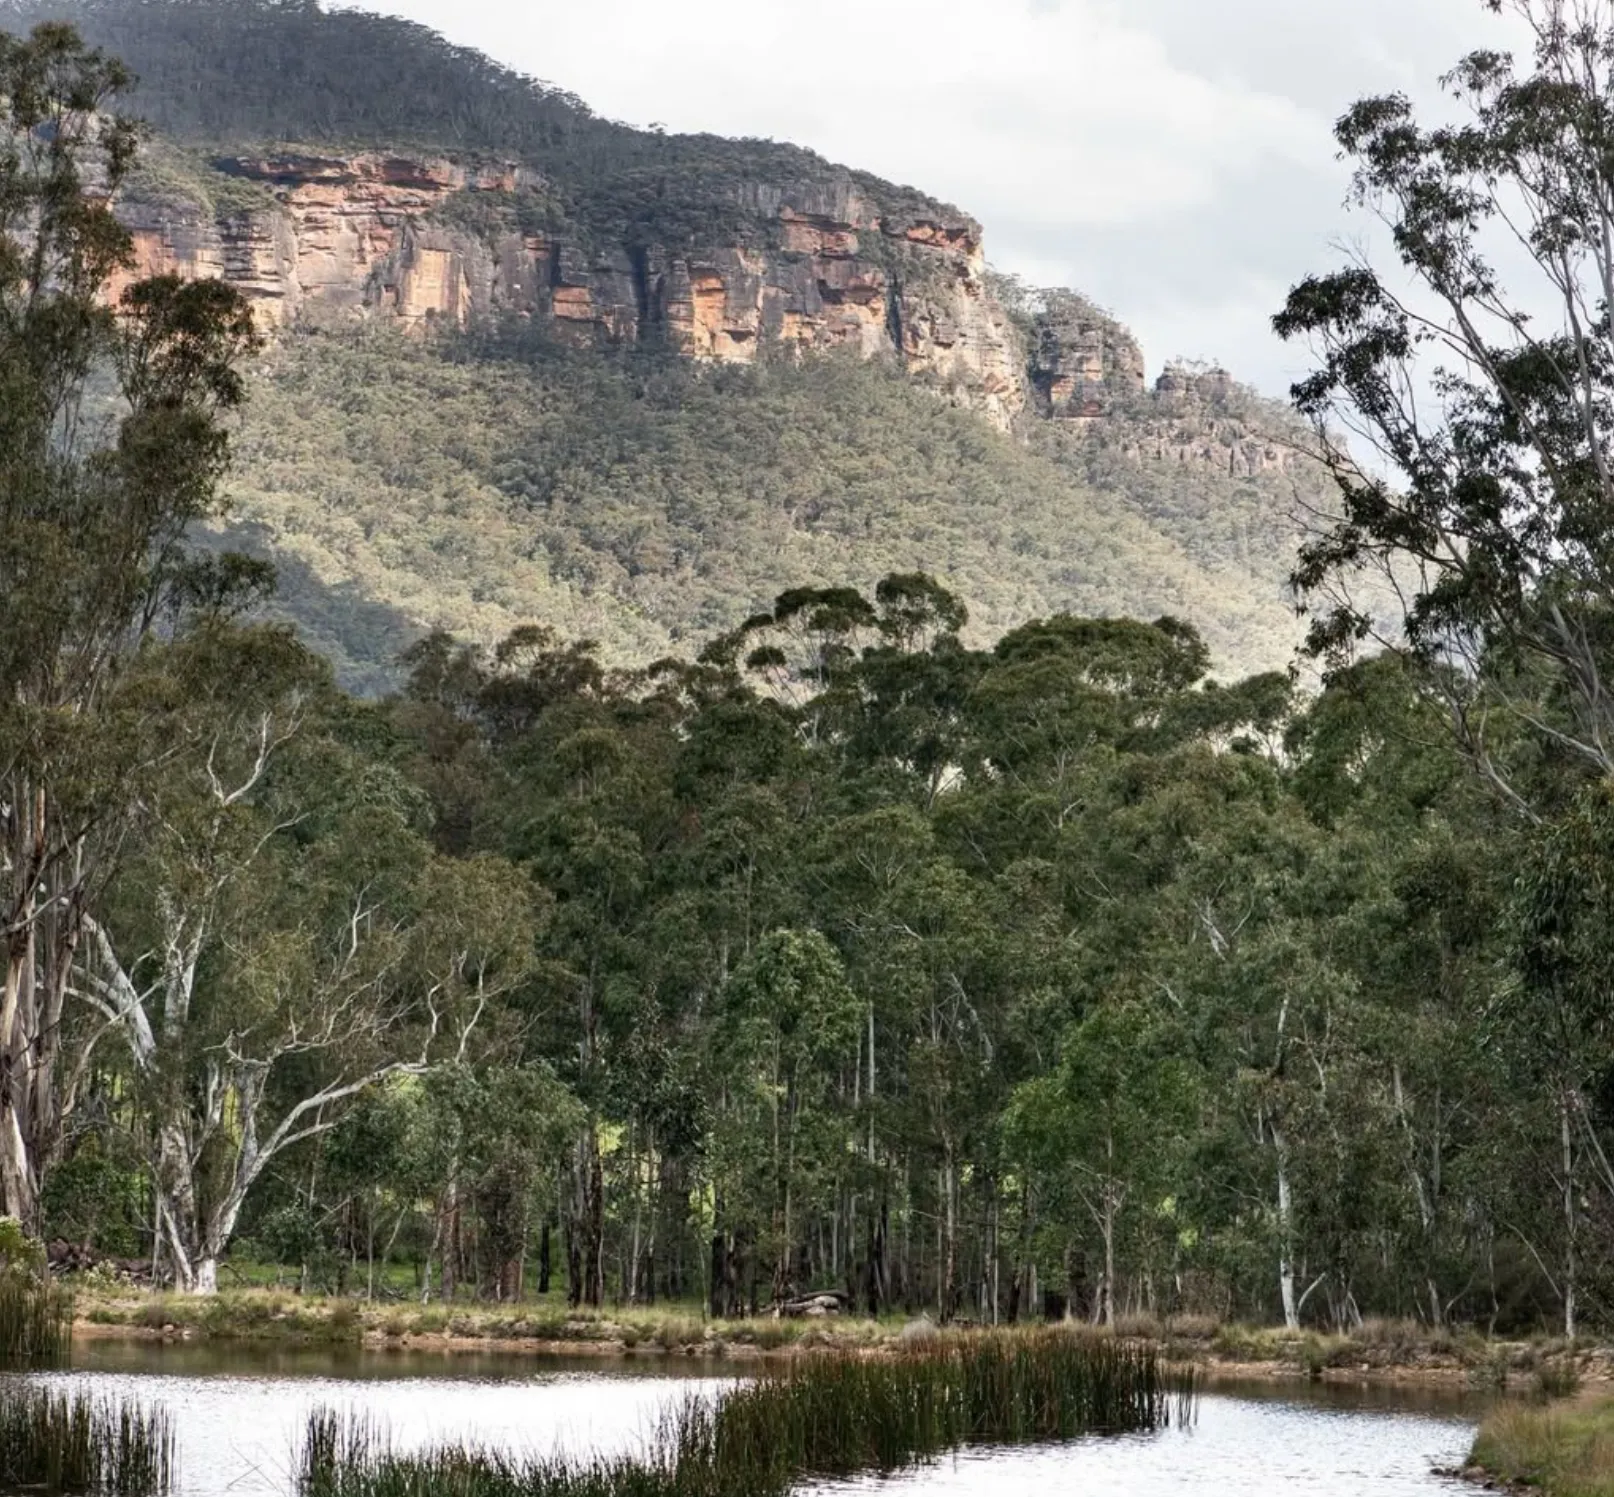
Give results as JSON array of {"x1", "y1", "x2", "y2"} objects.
[
  {"x1": 29, "y1": 1347, "x2": 1479, "y2": 1497},
  {"x1": 807, "y1": 1386, "x2": 1477, "y2": 1496}
]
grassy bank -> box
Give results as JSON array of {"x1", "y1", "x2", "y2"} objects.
[
  {"x1": 1468, "y1": 1394, "x2": 1614, "y2": 1496},
  {"x1": 73, "y1": 1285, "x2": 889, "y2": 1355},
  {"x1": 298, "y1": 1330, "x2": 1191, "y2": 1497},
  {"x1": 65, "y1": 1283, "x2": 1606, "y2": 1389},
  {"x1": 1185, "y1": 1317, "x2": 1574, "y2": 1387}
]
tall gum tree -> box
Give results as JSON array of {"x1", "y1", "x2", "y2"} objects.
[
  {"x1": 82, "y1": 631, "x2": 538, "y2": 1292},
  {"x1": 0, "y1": 23, "x2": 256, "y2": 1227},
  {"x1": 1274, "y1": 0, "x2": 1614, "y2": 796},
  {"x1": 1274, "y1": 0, "x2": 1614, "y2": 1333}
]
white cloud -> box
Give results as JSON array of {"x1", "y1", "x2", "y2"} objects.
[{"x1": 346, "y1": 0, "x2": 1532, "y2": 394}]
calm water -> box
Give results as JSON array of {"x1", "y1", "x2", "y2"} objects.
[
  {"x1": 29, "y1": 1345, "x2": 1481, "y2": 1497},
  {"x1": 806, "y1": 1383, "x2": 1480, "y2": 1497}
]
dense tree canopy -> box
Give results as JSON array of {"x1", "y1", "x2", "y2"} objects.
[
  {"x1": 37, "y1": 542, "x2": 1574, "y2": 1332},
  {"x1": 13, "y1": 4, "x2": 1614, "y2": 1345}
]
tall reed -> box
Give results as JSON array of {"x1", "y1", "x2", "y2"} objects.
[
  {"x1": 0, "y1": 1383, "x2": 174, "y2": 1496},
  {"x1": 298, "y1": 1328, "x2": 1195, "y2": 1497},
  {"x1": 0, "y1": 1267, "x2": 73, "y2": 1368}
]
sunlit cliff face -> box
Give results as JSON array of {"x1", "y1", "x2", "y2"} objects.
[{"x1": 107, "y1": 151, "x2": 1153, "y2": 433}]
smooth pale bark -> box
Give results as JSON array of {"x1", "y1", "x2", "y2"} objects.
[
  {"x1": 0, "y1": 920, "x2": 35, "y2": 1227},
  {"x1": 89, "y1": 895, "x2": 472, "y2": 1293},
  {"x1": 0, "y1": 790, "x2": 86, "y2": 1230},
  {"x1": 1099, "y1": 1186, "x2": 1119, "y2": 1328},
  {"x1": 1274, "y1": 1121, "x2": 1299, "y2": 1332},
  {"x1": 1391, "y1": 1063, "x2": 1450, "y2": 1330},
  {"x1": 1562, "y1": 1094, "x2": 1578, "y2": 1340}
]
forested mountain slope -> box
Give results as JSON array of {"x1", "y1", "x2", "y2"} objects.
[{"x1": 0, "y1": 0, "x2": 1326, "y2": 685}]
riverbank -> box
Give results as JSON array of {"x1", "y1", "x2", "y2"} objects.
[
  {"x1": 1464, "y1": 1393, "x2": 1614, "y2": 1495},
  {"x1": 62, "y1": 1286, "x2": 1604, "y2": 1390}
]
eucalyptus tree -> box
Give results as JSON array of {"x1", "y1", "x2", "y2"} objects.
[
  {"x1": 1275, "y1": 0, "x2": 1614, "y2": 1327},
  {"x1": 1506, "y1": 786, "x2": 1614, "y2": 1334},
  {"x1": 713, "y1": 929, "x2": 860, "y2": 1306},
  {"x1": 0, "y1": 22, "x2": 257, "y2": 1225},
  {"x1": 1273, "y1": 0, "x2": 1614, "y2": 797},
  {"x1": 461, "y1": 639, "x2": 683, "y2": 1308},
  {"x1": 81, "y1": 636, "x2": 537, "y2": 1292},
  {"x1": 1005, "y1": 1000, "x2": 1197, "y2": 1325},
  {"x1": 401, "y1": 1062, "x2": 580, "y2": 1301},
  {"x1": 1289, "y1": 657, "x2": 1512, "y2": 1326}
]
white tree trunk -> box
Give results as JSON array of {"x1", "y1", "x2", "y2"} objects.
[
  {"x1": 1274, "y1": 1122, "x2": 1299, "y2": 1331},
  {"x1": 0, "y1": 1110, "x2": 34, "y2": 1228},
  {"x1": 1562, "y1": 1095, "x2": 1577, "y2": 1340}
]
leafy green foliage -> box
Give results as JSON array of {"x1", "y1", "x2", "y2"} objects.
[
  {"x1": 13, "y1": 5, "x2": 1614, "y2": 1350},
  {"x1": 216, "y1": 325, "x2": 1313, "y2": 690},
  {"x1": 0, "y1": 18, "x2": 261, "y2": 1237}
]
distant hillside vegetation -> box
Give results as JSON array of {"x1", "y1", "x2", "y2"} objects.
[
  {"x1": 0, "y1": 0, "x2": 957, "y2": 231},
  {"x1": 1, "y1": 0, "x2": 1323, "y2": 686},
  {"x1": 219, "y1": 323, "x2": 1312, "y2": 687}
]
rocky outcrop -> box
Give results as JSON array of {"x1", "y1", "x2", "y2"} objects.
[
  {"x1": 109, "y1": 150, "x2": 1133, "y2": 432},
  {"x1": 110, "y1": 151, "x2": 1283, "y2": 468},
  {"x1": 110, "y1": 154, "x2": 530, "y2": 327},
  {"x1": 1107, "y1": 364, "x2": 1305, "y2": 478},
  {"x1": 1026, "y1": 290, "x2": 1146, "y2": 418}
]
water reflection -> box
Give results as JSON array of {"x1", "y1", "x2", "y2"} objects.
[
  {"x1": 72, "y1": 1336, "x2": 747, "y2": 1382},
  {"x1": 34, "y1": 1362, "x2": 729, "y2": 1497},
  {"x1": 25, "y1": 1346, "x2": 1481, "y2": 1497},
  {"x1": 811, "y1": 1387, "x2": 1478, "y2": 1496},
  {"x1": 1201, "y1": 1373, "x2": 1491, "y2": 1419}
]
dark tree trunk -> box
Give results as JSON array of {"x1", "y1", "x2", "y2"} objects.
[
  {"x1": 565, "y1": 1205, "x2": 583, "y2": 1310},
  {"x1": 863, "y1": 1198, "x2": 888, "y2": 1317},
  {"x1": 708, "y1": 1230, "x2": 726, "y2": 1318},
  {"x1": 585, "y1": 1140, "x2": 605, "y2": 1306}
]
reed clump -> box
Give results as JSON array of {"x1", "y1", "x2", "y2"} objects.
[
  {"x1": 0, "y1": 1272, "x2": 74, "y2": 1369},
  {"x1": 298, "y1": 1328, "x2": 1194, "y2": 1497},
  {"x1": 0, "y1": 1384, "x2": 174, "y2": 1496},
  {"x1": 0, "y1": 1221, "x2": 72, "y2": 1370},
  {"x1": 0, "y1": 1224, "x2": 169, "y2": 1494}
]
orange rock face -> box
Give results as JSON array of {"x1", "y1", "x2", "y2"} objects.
[{"x1": 110, "y1": 152, "x2": 1146, "y2": 432}]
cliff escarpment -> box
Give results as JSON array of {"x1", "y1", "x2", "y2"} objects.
[
  {"x1": 0, "y1": 0, "x2": 1328, "y2": 689},
  {"x1": 113, "y1": 146, "x2": 1143, "y2": 433}
]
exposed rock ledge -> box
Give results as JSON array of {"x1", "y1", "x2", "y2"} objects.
[{"x1": 110, "y1": 149, "x2": 1148, "y2": 433}]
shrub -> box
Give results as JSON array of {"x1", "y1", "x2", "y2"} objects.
[{"x1": 1535, "y1": 1360, "x2": 1582, "y2": 1401}]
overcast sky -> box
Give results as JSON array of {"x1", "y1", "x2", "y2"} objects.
[{"x1": 349, "y1": 0, "x2": 1528, "y2": 397}]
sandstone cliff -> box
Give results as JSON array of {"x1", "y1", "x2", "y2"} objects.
[
  {"x1": 1131, "y1": 363, "x2": 1305, "y2": 478},
  {"x1": 111, "y1": 148, "x2": 1145, "y2": 433}
]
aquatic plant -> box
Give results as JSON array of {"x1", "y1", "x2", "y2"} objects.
[
  {"x1": 298, "y1": 1329, "x2": 1194, "y2": 1497},
  {"x1": 0, "y1": 1383, "x2": 174, "y2": 1496},
  {"x1": 0, "y1": 1271, "x2": 75, "y2": 1370},
  {"x1": 0, "y1": 1220, "x2": 73, "y2": 1371}
]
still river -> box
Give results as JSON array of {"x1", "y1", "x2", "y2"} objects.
[{"x1": 34, "y1": 1341, "x2": 1482, "y2": 1496}]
